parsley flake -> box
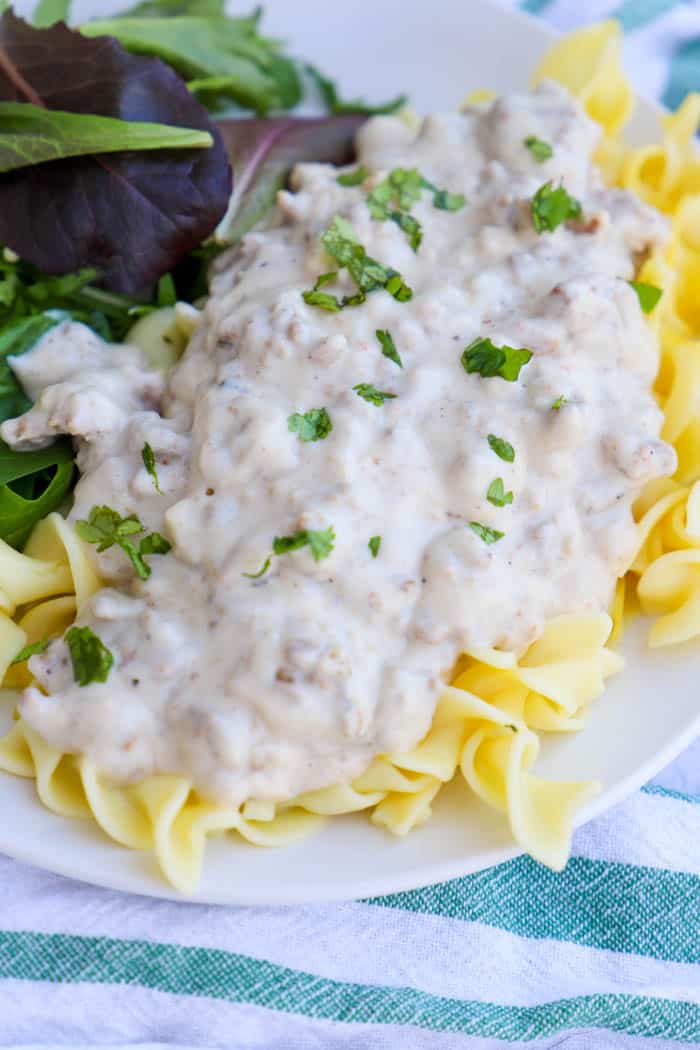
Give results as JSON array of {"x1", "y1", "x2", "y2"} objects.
[
  {"x1": 273, "y1": 526, "x2": 335, "y2": 562},
  {"x1": 461, "y1": 337, "x2": 533, "y2": 382},
  {"x1": 390, "y1": 210, "x2": 422, "y2": 251},
  {"x1": 337, "y1": 165, "x2": 370, "y2": 186},
  {"x1": 302, "y1": 271, "x2": 342, "y2": 312},
  {"x1": 368, "y1": 535, "x2": 382, "y2": 558},
  {"x1": 524, "y1": 135, "x2": 553, "y2": 162},
  {"x1": 552, "y1": 394, "x2": 568, "y2": 410},
  {"x1": 376, "y1": 329, "x2": 403, "y2": 367},
  {"x1": 487, "y1": 434, "x2": 515, "y2": 462},
  {"x1": 629, "y1": 280, "x2": 663, "y2": 314},
  {"x1": 469, "y1": 521, "x2": 504, "y2": 545},
  {"x1": 141, "y1": 442, "x2": 162, "y2": 495},
  {"x1": 353, "y1": 383, "x2": 397, "y2": 406},
  {"x1": 531, "y1": 181, "x2": 582, "y2": 234},
  {"x1": 487, "y1": 478, "x2": 513, "y2": 507},
  {"x1": 316, "y1": 217, "x2": 414, "y2": 301},
  {"x1": 76, "y1": 505, "x2": 171, "y2": 581},
  {"x1": 242, "y1": 556, "x2": 272, "y2": 580},
  {"x1": 11, "y1": 637, "x2": 50, "y2": 665},
  {"x1": 288, "y1": 407, "x2": 333, "y2": 443},
  {"x1": 65, "y1": 626, "x2": 114, "y2": 687}
]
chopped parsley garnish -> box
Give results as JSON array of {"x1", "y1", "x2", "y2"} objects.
[
  {"x1": 376, "y1": 329, "x2": 403, "y2": 368},
  {"x1": 353, "y1": 383, "x2": 397, "y2": 406},
  {"x1": 76, "y1": 505, "x2": 171, "y2": 581},
  {"x1": 629, "y1": 280, "x2": 663, "y2": 314},
  {"x1": 65, "y1": 626, "x2": 114, "y2": 687},
  {"x1": 368, "y1": 535, "x2": 382, "y2": 558},
  {"x1": 288, "y1": 407, "x2": 333, "y2": 442},
  {"x1": 420, "y1": 176, "x2": 466, "y2": 212},
  {"x1": 141, "y1": 442, "x2": 162, "y2": 495},
  {"x1": 385, "y1": 273, "x2": 413, "y2": 302},
  {"x1": 366, "y1": 168, "x2": 464, "y2": 249},
  {"x1": 487, "y1": 478, "x2": 513, "y2": 507},
  {"x1": 242, "y1": 556, "x2": 272, "y2": 580},
  {"x1": 487, "y1": 434, "x2": 515, "y2": 462},
  {"x1": 305, "y1": 217, "x2": 413, "y2": 305},
  {"x1": 469, "y1": 521, "x2": 504, "y2": 545},
  {"x1": 391, "y1": 210, "x2": 422, "y2": 251},
  {"x1": 368, "y1": 168, "x2": 423, "y2": 217},
  {"x1": 552, "y1": 394, "x2": 568, "y2": 410},
  {"x1": 461, "y1": 337, "x2": 533, "y2": 382},
  {"x1": 524, "y1": 135, "x2": 553, "y2": 162},
  {"x1": 337, "y1": 165, "x2": 370, "y2": 186},
  {"x1": 302, "y1": 271, "x2": 343, "y2": 312},
  {"x1": 531, "y1": 181, "x2": 582, "y2": 234},
  {"x1": 11, "y1": 637, "x2": 50, "y2": 665},
  {"x1": 273, "y1": 526, "x2": 335, "y2": 562}
]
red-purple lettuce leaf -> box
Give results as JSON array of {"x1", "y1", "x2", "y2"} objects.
[
  {"x1": 215, "y1": 115, "x2": 367, "y2": 245},
  {"x1": 0, "y1": 11, "x2": 231, "y2": 293}
]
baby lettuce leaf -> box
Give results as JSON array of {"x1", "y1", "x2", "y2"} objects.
[
  {"x1": 32, "y1": 0, "x2": 71, "y2": 27},
  {"x1": 305, "y1": 64, "x2": 407, "y2": 116},
  {"x1": 117, "y1": 0, "x2": 228, "y2": 15},
  {"x1": 80, "y1": 14, "x2": 302, "y2": 114},
  {"x1": 215, "y1": 115, "x2": 366, "y2": 244},
  {"x1": 0, "y1": 100, "x2": 212, "y2": 173},
  {"x1": 0, "y1": 12, "x2": 231, "y2": 293},
  {"x1": 0, "y1": 442, "x2": 74, "y2": 549}
]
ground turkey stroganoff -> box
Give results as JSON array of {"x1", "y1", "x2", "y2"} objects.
[{"x1": 1, "y1": 81, "x2": 676, "y2": 806}]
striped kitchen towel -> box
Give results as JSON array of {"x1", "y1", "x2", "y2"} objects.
[
  {"x1": 0, "y1": 742, "x2": 698, "y2": 1047},
  {"x1": 1, "y1": 2, "x2": 700, "y2": 1047}
]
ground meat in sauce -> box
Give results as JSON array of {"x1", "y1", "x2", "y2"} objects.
[{"x1": 1, "y1": 81, "x2": 676, "y2": 806}]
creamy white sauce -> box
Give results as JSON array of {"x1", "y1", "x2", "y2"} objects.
[{"x1": 2, "y1": 82, "x2": 676, "y2": 805}]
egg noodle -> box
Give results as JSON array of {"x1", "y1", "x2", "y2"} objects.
[{"x1": 0, "y1": 22, "x2": 697, "y2": 892}]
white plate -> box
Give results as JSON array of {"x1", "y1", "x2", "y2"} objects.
[{"x1": 1, "y1": 0, "x2": 698, "y2": 905}]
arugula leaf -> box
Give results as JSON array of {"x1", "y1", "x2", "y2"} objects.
[
  {"x1": 305, "y1": 64, "x2": 406, "y2": 116},
  {"x1": 486, "y1": 478, "x2": 513, "y2": 507},
  {"x1": 76, "y1": 505, "x2": 171, "y2": 580},
  {"x1": 487, "y1": 433, "x2": 515, "y2": 462},
  {"x1": 288, "y1": 407, "x2": 333, "y2": 443},
  {"x1": 215, "y1": 116, "x2": 365, "y2": 246},
  {"x1": 469, "y1": 521, "x2": 504, "y2": 544},
  {"x1": 461, "y1": 337, "x2": 533, "y2": 382},
  {"x1": 141, "y1": 442, "x2": 163, "y2": 494},
  {"x1": 524, "y1": 135, "x2": 552, "y2": 162},
  {"x1": 552, "y1": 394, "x2": 568, "y2": 410},
  {"x1": 337, "y1": 165, "x2": 370, "y2": 186},
  {"x1": 65, "y1": 625, "x2": 114, "y2": 686},
  {"x1": 0, "y1": 100, "x2": 212, "y2": 174},
  {"x1": 376, "y1": 329, "x2": 402, "y2": 368},
  {"x1": 33, "y1": 0, "x2": 71, "y2": 27},
  {"x1": 629, "y1": 280, "x2": 663, "y2": 314},
  {"x1": 531, "y1": 181, "x2": 582, "y2": 234},
  {"x1": 368, "y1": 535, "x2": 381, "y2": 558},
  {"x1": 0, "y1": 12, "x2": 231, "y2": 294},
  {"x1": 353, "y1": 383, "x2": 397, "y2": 406},
  {"x1": 273, "y1": 526, "x2": 335, "y2": 562},
  {"x1": 242, "y1": 555, "x2": 271, "y2": 579},
  {"x1": 11, "y1": 636, "x2": 50, "y2": 664}
]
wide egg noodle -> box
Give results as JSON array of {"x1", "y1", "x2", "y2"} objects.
[{"x1": 0, "y1": 23, "x2": 700, "y2": 891}]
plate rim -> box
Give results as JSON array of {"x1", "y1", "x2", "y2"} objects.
[{"x1": 0, "y1": 0, "x2": 696, "y2": 906}]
